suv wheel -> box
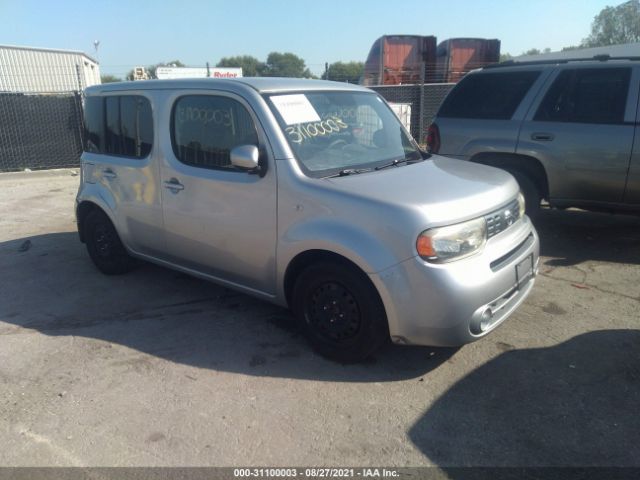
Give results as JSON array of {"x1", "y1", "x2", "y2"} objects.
[
  {"x1": 292, "y1": 262, "x2": 389, "y2": 363},
  {"x1": 84, "y1": 210, "x2": 137, "y2": 275},
  {"x1": 507, "y1": 170, "x2": 541, "y2": 219}
]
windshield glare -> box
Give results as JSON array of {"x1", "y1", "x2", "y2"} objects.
[{"x1": 267, "y1": 91, "x2": 421, "y2": 176}]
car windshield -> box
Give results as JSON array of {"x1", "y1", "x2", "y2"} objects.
[{"x1": 266, "y1": 91, "x2": 422, "y2": 177}]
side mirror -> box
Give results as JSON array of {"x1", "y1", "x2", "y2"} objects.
[{"x1": 231, "y1": 145, "x2": 260, "y2": 171}]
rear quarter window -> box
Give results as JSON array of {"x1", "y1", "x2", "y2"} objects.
[
  {"x1": 83, "y1": 95, "x2": 153, "y2": 158},
  {"x1": 438, "y1": 71, "x2": 541, "y2": 120}
]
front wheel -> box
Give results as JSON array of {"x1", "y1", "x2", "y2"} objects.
[{"x1": 292, "y1": 262, "x2": 389, "y2": 363}]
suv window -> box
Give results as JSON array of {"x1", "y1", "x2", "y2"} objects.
[
  {"x1": 534, "y1": 68, "x2": 631, "y2": 124},
  {"x1": 171, "y1": 95, "x2": 258, "y2": 170},
  {"x1": 438, "y1": 71, "x2": 541, "y2": 120},
  {"x1": 83, "y1": 95, "x2": 153, "y2": 158}
]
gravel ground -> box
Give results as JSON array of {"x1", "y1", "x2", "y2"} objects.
[{"x1": 0, "y1": 169, "x2": 638, "y2": 467}]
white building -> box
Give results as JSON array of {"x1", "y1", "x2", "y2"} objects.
[{"x1": 0, "y1": 44, "x2": 101, "y2": 93}]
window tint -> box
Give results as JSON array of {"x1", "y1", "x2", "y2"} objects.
[
  {"x1": 120, "y1": 96, "x2": 153, "y2": 157},
  {"x1": 83, "y1": 96, "x2": 104, "y2": 153},
  {"x1": 105, "y1": 96, "x2": 123, "y2": 155},
  {"x1": 534, "y1": 68, "x2": 631, "y2": 124},
  {"x1": 172, "y1": 96, "x2": 258, "y2": 170},
  {"x1": 83, "y1": 95, "x2": 153, "y2": 158},
  {"x1": 438, "y1": 71, "x2": 541, "y2": 120}
]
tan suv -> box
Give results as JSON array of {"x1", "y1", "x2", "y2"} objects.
[{"x1": 428, "y1": 56, "x2": 640, "y2": 217}]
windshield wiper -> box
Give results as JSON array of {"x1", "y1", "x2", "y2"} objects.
[
  {"x1": 374, "y1": 156, "x2": 422, "y2": 171},
  {"x1": 324, "y1": 168, "x2": 372, "y2": 178}
]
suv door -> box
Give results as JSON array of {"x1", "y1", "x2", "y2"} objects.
[
  {"x1": 517, "y1": 65, "x2": 638, "y2": 205},
  {"x1": 625, "y1": 93, "x2": 640, "y2": 206},
  {"x1": 159, "y1": 92, "x2": 277, "y2": 294}
]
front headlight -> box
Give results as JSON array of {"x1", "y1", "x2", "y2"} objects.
[
  {"x1": 416, "y1": 217, "x2": 487, "y2": 263},
  {"x1": 517, "y1": 192, "x2": 526, "y2": 218}
]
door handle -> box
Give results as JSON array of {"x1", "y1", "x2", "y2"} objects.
[
  {"x1": 531, "y1": 132, "x2": 554, "y2": 141},
  {"x1": 102, "y1": 168, "x2": 117, "y2": 179},
  {"x1": 163, "y1": 178, "x2": 184, "y2": 192}
]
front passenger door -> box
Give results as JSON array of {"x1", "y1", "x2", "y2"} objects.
[{"x1": 159, "y1": 93, "x2": 277, "y2": 294}]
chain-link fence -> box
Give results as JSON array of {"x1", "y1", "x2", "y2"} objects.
[
  {"x1": 370, "y1": 83, "x2": 454, "y2": 145},
  {"x1": 0, "y1": 92, "x2": 84, "y2": 172},
  {"x1": 0, "y1": 74, "x2": 453, "y2": 173}
]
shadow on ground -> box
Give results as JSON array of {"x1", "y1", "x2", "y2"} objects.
[
  {"x1": 409, "y1": 329, "x2": 640, "y2": 467},
  {"x1": 0, "y1": 232, "x2": 457, "y2": 382},
  {"x1": 535, "y1": 208, "x2": 640, "y2": 266}
]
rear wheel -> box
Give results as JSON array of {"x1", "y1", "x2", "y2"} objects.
[
  {"x1": 84, "y1": 210, "x2": 137, "y2": 275},
  {"x1": 292, "y1": 262, "x2": 389, "y2": 363}
]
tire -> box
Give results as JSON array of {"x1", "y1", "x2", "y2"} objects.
[
  {"x1": 84, "y1": 210, "x2": 137, "y2": 275},
  {"x1": 292, "y1": 261, "x2": 389, "y2": 363},
  {"x1": 506, "y1": 170, "x2": 541, "y2": 219}
]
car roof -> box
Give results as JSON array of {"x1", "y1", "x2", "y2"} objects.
[
  {"x1": 85, "y1": 77, "x2": 371, "y2": 96},
  {"x1": 479, "y1": 55, "x2": 640, "y2": 74}
]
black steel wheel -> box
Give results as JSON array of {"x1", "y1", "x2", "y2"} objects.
[
  {"x1": 293, "y1": 261, "x2": 389, "y2": 363},
  {"x1": 84, "y1": 210, "x2": 137, "y2": 275}
]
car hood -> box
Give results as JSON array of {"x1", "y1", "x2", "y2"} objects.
[{"x1": 325, "y1": 155, "x2": 519, "y2": 225}]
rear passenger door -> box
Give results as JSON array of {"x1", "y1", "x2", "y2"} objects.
[
  {"x1": 83, "y1": 94, "x2": 164, "y2": 256},
  {"x1": 517, "y1": 66, "x2": 638, "y2": 204},
  {"x1": 159, "y1": 92, "x2": 277, "y2": 294}
]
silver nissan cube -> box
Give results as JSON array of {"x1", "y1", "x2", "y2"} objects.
[{"x1": 76, "y1": 78, "x2": 539, "y2": 362}]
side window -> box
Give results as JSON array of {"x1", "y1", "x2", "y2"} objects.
[
  {"x1": 535, "y1": 68, "x2": 631, "y2": 124},
  {"x1": 83, "y1": 96, "x2": 104, "y2": 153},
  {"x1": 105, "y1": 96, "x2": 123, "y2": 155},
  {"x1": 533, "y1": 71, "x2": 572, "y2": 122},
  {"x1": 120, "y1": 96, "x2": 153, "y2": 157},
  {"x1": 438, "y1": 71, "x2": 541, "y2": 120},
  {"x1": 171, "y1": 95, "x2": 258, "y2": 170},
  {"x1": 86, "y1": 95, "x2": 153, "y2": 158}
]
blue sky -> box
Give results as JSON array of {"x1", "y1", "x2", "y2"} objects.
[{"x1": 1, "y1": 0, "x2": 617, "y2": 78}]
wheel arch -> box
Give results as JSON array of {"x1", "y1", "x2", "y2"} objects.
[
  {"x1": 470, "y1": 152, "x2": 549, "y2": 200},
  {"x1": 76, "y1": 200, "x2": 104, "y2": 243},
  {"x1": 283, "y1": 249, "x2": 383, "y2": 311}
]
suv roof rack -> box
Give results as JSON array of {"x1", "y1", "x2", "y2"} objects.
[{"x1": 485, "y1": 54, "x2": 640, "y2": 69}]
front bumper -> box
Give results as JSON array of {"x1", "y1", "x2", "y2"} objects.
[{"x1": 370, "y1": 216, "x2": 539, "y2": 347}]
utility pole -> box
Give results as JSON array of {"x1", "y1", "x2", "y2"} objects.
[
  {"x1": 206, "y1": 62, "x2": 211, "y2": 78},
  {"x1": 325, "y1": 62, "x2": 329, "y2": 80}
]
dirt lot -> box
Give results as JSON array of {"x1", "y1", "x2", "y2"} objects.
[{"x1": 0, "y1": 169, "x2": 638, "y2": 467}]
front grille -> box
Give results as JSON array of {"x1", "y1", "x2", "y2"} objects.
[{"x1": 485, "y1": 198, "x2": 520, "y2": 239}]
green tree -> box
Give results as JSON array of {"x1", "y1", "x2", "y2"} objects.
[
  {"x1": 263, "y1": 52, "x2": 313, "y2": 78},
  {"x1": 583, "y1": 0, "x2": 640, "y2": 46},
  {"x1": 499, "y1": 52, "x2": 513, "y2": 62},
  {"x1": 322, "y1": 61, "x2": 364, "y2": 83},
  {"x1": 100, "y1": 74, "x2": 121, "y2": 83},
  {"x1": 216, "y1": 55, "x2": 264, "y2": 76}
]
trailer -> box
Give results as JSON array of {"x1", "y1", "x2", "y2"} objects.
[
  {"x1": 436, "y1": 38, "x2": 500, "y2": 83},
  {"x1": 361, "y1": 35, "x2": 437, "y2": 86}
]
